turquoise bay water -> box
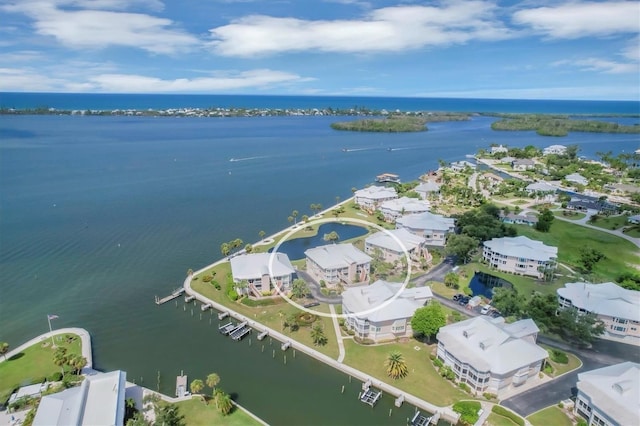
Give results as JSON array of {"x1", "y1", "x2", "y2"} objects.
[{"x1": 1, "y1": 104, "x2": 639, "y2": 424}]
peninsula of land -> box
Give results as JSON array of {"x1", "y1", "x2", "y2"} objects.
[{"x1": 330, "y1": 113, "x2": 470, "y2": 132}]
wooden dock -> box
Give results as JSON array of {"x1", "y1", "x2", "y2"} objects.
[
  {"x1": 359, "y1": 387, "x2": 382, "y2": 407},
  {"x1": 200, "y1": 303, "x2": 212, "y2": 312},
  {"x1": 218, "y1": 321, "x2": 235, "y2": 335},
  {"x1": 409, "y1": 411, "x2": 436, "y2": 426},
  {"x1": 218, "y1": 311, "x2": 229, "y2": 320},
  {"x1": 155, "y1": 288, "x2": 185, "y2": 305},
  {"x1": 257, "y1": 330, "x2": 268, "y2": 341},
  {"x1": 175, "y1": 373, "x2": 188, "y2": 397},
  {"x1": 231, "y1": 325, "x2": 251, "y2": 341}
]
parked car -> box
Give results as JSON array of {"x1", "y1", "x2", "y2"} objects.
[
  {"x1": 452, "y1": 293, "x2": 464, "y2": 301},
  {"x1": 480, "y1": 305, "x2": 491, "y2": 315},
  {"x1": 490, "y1": 309, "x2": 502, "y2": 318},
  {"x1": 458, "y1": 296, "x2": 471, "y2": 306}
]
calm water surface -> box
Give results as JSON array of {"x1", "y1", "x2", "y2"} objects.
[{"x1": 1, "y1": 112, "x2": 639, "y2": 424}]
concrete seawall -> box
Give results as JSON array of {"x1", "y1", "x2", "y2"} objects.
[{"x1": 183, "y1": 269, "x2": 460, "y2": 424}]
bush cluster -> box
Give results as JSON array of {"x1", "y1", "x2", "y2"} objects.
[{"x1": 550, "y1": 349, "x2": 569, "y2": 364}]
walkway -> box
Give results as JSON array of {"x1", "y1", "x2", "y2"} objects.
[
  {"x1": 329, "y1": 304, "x2": 346, "y2": 363},
  {"x1": 0, "y1": 327, "x2": 93, "y2": 372},
  {"x1": 183, "y1": 270, "x2": 460, "y2": 424}
]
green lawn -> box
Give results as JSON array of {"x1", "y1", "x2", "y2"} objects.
[
  {"x1": 0, "y1": 333, "x2": 82, "y2": 404},
  {"x1": 540, "y1": 345, "x2": 582, "y2": 376},
  {"x1": 174, "y1": 397, "x2": 261, "y2": 426},
  {"x1": 487, "y1": 412, "x2": 519, "y2": 426},
  {"x1": 588, "y1": 214, "x2": 631, "y2": 230},
  {"x1": 623, "y1": 225, "x2": 640, "y2": 238},
  {"x1": 191, "y1": 277, "x2": 339, "y2": 359},
  {"x1": 514, "y1": 221, "x2": 640, "y2": 282},
  {"x1": 342, "y1": 339, "x2": 468, "y2": 406},
  {"x1": 527, "y1": 406, "x2": 572, "y2": 426}
]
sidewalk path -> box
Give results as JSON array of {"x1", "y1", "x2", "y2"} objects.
[
  {"x1": 329, "y1": 304, "x2": 346, "y2": 363},
  {"x1": 0, "y1": 327, "x2": 93, "y2": 372}
]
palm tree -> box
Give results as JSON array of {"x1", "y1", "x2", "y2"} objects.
[
  {"x1": 53, "y1": 347, "x2": 68, "y2": 377},
  {"x1": 384, "y1": 351, "x2": 409, "y2": 380},
  {"x1": 220, "y1": 243, "x2": 230, "y2": 257},
  {"x1": 244, "y1": 243, "x2": 253, "y2": 253},
  {"x1": 310, "y1": 324, "x2": 327, "y2": 346},
  {"x1": 206, "y1": 373, "x2": 220, "y2": 396},
  {"x1": 287, "y1": 216, "x2": 294, "y2": 224},
  {"x1": 69, "y1": 354, "x2": 87, "y2": 375},
  {"x1": 186, "y1": 268, "x2": 193, "y2": 276},
  {"x1": 190, "y1": 379, "x2": 204, "y2": 401},
  {"x1": 258, "y1": 230, "x2": 266, "y2": 240},
  {"x1": 292, "y1": 210, "x2": 299, "y2": 224},
  {"x1": 301, "y1": 214, "x2": 309, "y2": 223},
  {"x1": 215, "y1": 390, "x2": 234, "y2": 416},
  {"x1": 0, "y1": 342, "x2": 9, "y2": 361}
]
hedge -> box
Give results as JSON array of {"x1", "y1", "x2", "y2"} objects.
[{"x1": 491, "y1": 405, "x2": 524, "y2": 426}]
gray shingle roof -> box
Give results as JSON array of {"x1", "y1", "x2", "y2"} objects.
[
  {"x1": 557, "y1": 282, "x2": 640, "y2": 322},
  {"x1": 342, "y1": 280, "x2": 432, "y2": 322},
  {"x1": 437, "y1": 317, "x2": 548, "y2": 375},
  {"x1": 230, "y1": 253, "x2": 295, "y2": 280},
  {"x1": 577, "y1": 362, "x2": 640, "y2": 426},
  {"x1": 305, "y1": 243, "x2": 372, "y2": 269},
  {"x1": 380, "y1": 197, "x2": 431, "y2": 214},
  {"x1": 354, "y1": 186, "x2": 397, "y2": 200},
  {"x1": 365, "y1": 228, "x2": 425, "y2": 252},
  {"x1": 483, "y1": 236, "x2": 557, "y2": 261}
]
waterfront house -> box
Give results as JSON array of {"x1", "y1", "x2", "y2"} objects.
[
  {"x1": 436, "y1": 316, "x2": 548, "y2": 398},
  {"x1": 557, "y1": 282, "x2": 640, "y2": 342},
  {"x1": 414, "y1": 181, "x2": 441, "y2": 199},
  {"x1": 482, "y1": 236, "x2": 557, "y2": 279},
  {"x1": 379, "y1": 197, "x2": 431, "y2": 222},
  {"x1": 565, "y1": 173, "x2": 588, "y2": 186},
  {"x1": 396, "y1": 211, "x2": 455, "y2": 247},
  {"x1": 490, "y1": 145, "x2": 509, "y2": 155},
  {"x1": 364, "y1": 228, "x2": 431, "y2": 264},
  {"x1": 566, "y1": 197, "x2": 619, "y2": 214},
  {"x1": 574, "y1": 362, "x2": 640, "y2": 426},
  {"x1": 483, "y1": 172, "x2": 504, "y2": 188},
  {"x1": 33, "y1": 370, "x2": 126, "y2": 426},
  {"x1": 230, "y1": 253, "x2": 295, "y2": 297},
  {"x1": 354, "y1": 186, "x2": 398, "y2": 213},
  {"x1": 525, "y1": 181, "x2": 557, "y2": 194},
  {"x1": 500, "y1": 213, "x2": 538, "y2": 227},
  {"x1": 342, "y1": 280, "x2": 432, "y2": 342},
  {"x1": 305, "y1": 243, "x2": 371, "y2": 286},
  {"x1": 498, "y1": 156, "x2": 516, "y2": 164},
  {"x1": 511, "y1": 159, "x2": 535, "y2": 171},
  {"x1": 449, "y1": 160, "x2": 476, "y2": 172},
  {"x1": 543, "y1": 145, "x2": 567, "y2": 156}
]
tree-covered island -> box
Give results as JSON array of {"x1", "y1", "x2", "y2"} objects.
[
  {"x1": 330, "y1": 112, "x2": 469, "y2": 132},
  {"x1": 487, "y1": 113, "x2": 640, "y2": 136}
]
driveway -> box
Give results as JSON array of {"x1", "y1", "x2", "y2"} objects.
[{"x1": 502, "y1": 336, "x2": 640, "y2": 417}]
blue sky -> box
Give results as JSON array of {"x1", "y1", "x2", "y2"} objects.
[{"x1": 1, "y1": 0, "x2": 638, "y2": 100}]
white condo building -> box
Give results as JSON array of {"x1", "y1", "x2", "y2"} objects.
[
  {"x1": 396, "y1": 211, "x2": 456, "y2": 247},
  {"x1": 379, "y1": 197, "x2": 431, "y2": 222},
  {"x1": 483, "y1": 236, "x2": 557, "y2": 279},
  {"x1": 230, "y1": 253, "x2": 295, "y2": 297},
  {"x1": 557, "y1": 282, "x2": 640, "y2": 341},
  {"x1": 364, "y1": 228, "x2": 431, "y2": 263},
  {"x1": 436, "y1": 317, "x2": 548, "y2": 397},
  {"x1": 342, "y1": 280, "x2": 432, "y2": 342},
  {"x1": 305, "y1": 243, "x2": 372, "y2": 286},
  {"x1": 354, "y1": 186, "x2": 398, "y2": 212},
  {"x1": 575, "y1": 362, "x2": 640, "y2": 426}
]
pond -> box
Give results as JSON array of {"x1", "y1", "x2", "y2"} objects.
[
  {"x1": 270, "y1": 223, "x2": 369, "y2": 260},
  {"x1": 468, "y1": 271, "x2": 513, "y2": 298}
]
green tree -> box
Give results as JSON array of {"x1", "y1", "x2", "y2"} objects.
[
  {"x1": 491, "y1": 287, "x2": 523, "y2": 318},
  {"x1": 215, "y1": 390, "x2": 234, "y2": 416},
  {"x1": 190, "y1": 379, "x2": 204, "y2": 398},
  {"x1": 0, "y1": 342, "x2": 9, "y2": 361},
  {"x1": 53, "y1": 347, "x2": 68, "y2": 377},
  {"x1": 125, "y1": 412, "x2": 148, "y2": 426},
  {"x1": 384, "y1": 351, "x2": 409, "y2": 379},
  {"x1": 206, "y1": 373, "x2": 220, "y2": 396},
  {"x1": 323, "y1": 231, "x2": 340, "y2": 242},
  {"x1": 301, "y1": 214, "x2": 309, "y2": 223},
  {"x1": 244, "y1": 243, "x2": 253, "y2": 253},
  {"x1": 284, "y1": 313, "x2": 299, "y2": 332},
  {"x1": 291, "y1": 278, "x2": 310, "y2": 299},
  {"x1": 69, "y1": 354, "x2": 87, "y2": 375},
  {"x1": 258, "y1": 230, "x2": 266, "y2": 240},
  {"x1": 444, "y1": 272, "x2": 459, "y2": 289},
  {"x1": 220, "y1": 243, "x2": 230, "y2": 257},
  {"x1": 535, "y1": 208, "x2": 554, "y2": 232},
  {"x1": 155, "y1": 405, "x2": 186, "y2": 426},
  {"x1": 287, "y1": 216, "x2": 294, "y2": 224},
  {"x1": 557, "y1": 308, "x2": 605, "y2": 346},
  {"x1": 310, "y1": 324, "x2": 328, "y2": 346},
  {"x1": 445, "y1": 234, "x2": 479, "y2": 264},
  {"x1": 578, "y1": 247, "x2": 606, "y2": 274},
  {"x1": 292, "y1": 210, "x2": 299, "y2": 224},
  {"x1": 411, "y1": 302, "x2": 446, "y2": 342}
]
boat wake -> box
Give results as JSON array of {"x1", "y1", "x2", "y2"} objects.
[
  {"x1": 342, "y1": 148, "x2": 375, "y2": 153},
  {"x1": 229, "y1": 156, "x2": 269, "y2": 162}
]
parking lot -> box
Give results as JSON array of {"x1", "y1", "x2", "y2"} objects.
[{"x1": 451, "y1": 293, "x2": 501, "y2": 318}]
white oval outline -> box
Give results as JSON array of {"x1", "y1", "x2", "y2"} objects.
[{"x1": 268, "y1": 217, "x2": 412, "y2": 319}]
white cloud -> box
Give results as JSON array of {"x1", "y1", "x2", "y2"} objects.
[
  {"x1": 208, "y1": 1, "x2": 512, "y2": 56},
  {"x1": 553, "y1": 57, "x2": 638, "y2": 74},
  {"x1": 621, "y1": 36, "x2": 640, "y2": 61},
  {"x1": 87, "y1": 69, "x2": 313, "y2": 92},
  {"x1": 417, "y1": 85, "x2": 639, "y2": 101},
  {"x1": 513, "y1": 1, "x2": 640, "y2": 38},
  {"x1": 0, "y1": 67, "x2": 68, "y2": 91},
  {"x1": 2, "y1": 0, "x2": 197, "y2": 54}
]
